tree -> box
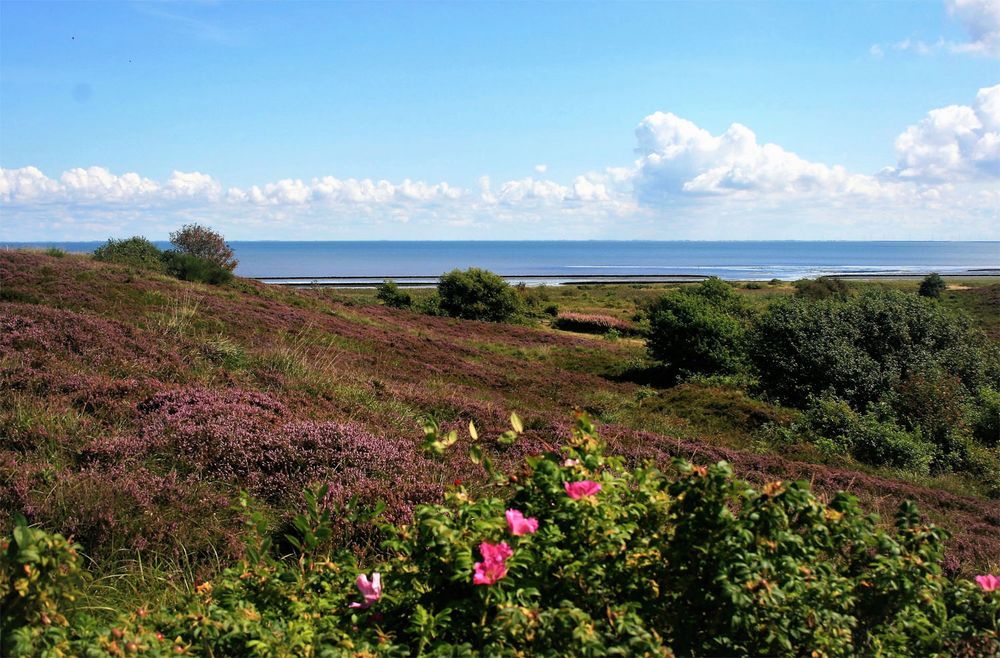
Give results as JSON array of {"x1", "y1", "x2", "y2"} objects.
[
  {"x1": 919, "y1": 272, "x2": 946, "y2": 299},
  {"x1": 376, "y1": 280, "x2": 412, "y2": 309},
  {"x1": 437, "y1": 268, "x2": 522, "y2": 322},
  {"x1": 169, "y1": 224, "x2": 238, "y2": 271}
]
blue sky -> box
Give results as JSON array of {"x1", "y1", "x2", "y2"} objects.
[{"x1": 1, "y1": 0, "x2": 998, "y2": 240}]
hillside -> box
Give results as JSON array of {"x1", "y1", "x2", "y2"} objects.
[{"x1": 2, "y1": 249, "x2": 999, "y2": 576}]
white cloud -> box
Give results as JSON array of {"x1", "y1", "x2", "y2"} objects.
[
  {"x1": 873, "y1": 0, "x2": 1000, "y2": 58},
  {"x1": 533, "y1": 164, "x2": 548, "y2": 174},
  {"x1": 2, "y1": 86, "x2": 999, "y2": 240},
  {"x1": 0, "y1": 166, "x2": 61, "y2": 202},
  {"x1": 59, "y1": 167, "x2": 159, "y2": 201},
  {"x1": 632, "y1": 112, "x2": 893, "y2": 204},
  {"x1": 889, "y1": 83, "x2": 1000, "y2": 181},
  {"x1": 165, "y1": 170, "x2": 222, "y2": 198},
  {"x1": 947, "y1": 0, "x2": 1000, "y2": 56}
]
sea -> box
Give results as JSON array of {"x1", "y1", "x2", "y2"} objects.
[{"x1": 5, "y1": 241, "x2": 999, "y2": 285}]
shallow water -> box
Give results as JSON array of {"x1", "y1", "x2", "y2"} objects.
[{"x1": 6, "y1": 240, "x2": 998, "y2": 281}]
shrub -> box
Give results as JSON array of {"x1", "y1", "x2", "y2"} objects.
[
  {"x1": 646, "y1": 278, "x2": 748, "y2": 378},
  {"x1": 749, "y1": 289, "x2": 998, "y2": 409},
  {"x1": 169, "y1": 223, "x2": 238, "y2": 271},
  {"x1": 552, "y1": 312, "x2": 636, "y2": 336},
  {"x1": 437, "y1": 268, "x2": 523, "y2": 322},
  {"x1": 43, "y1": 247, "x2": 66, "y2": 258},
  {"x1": 543, "y1": 303, "x2": 559, "y2": 317},
  {"x1": 161, "y1": 250, "x2": 234, "y2": 285},
  {"x1": 375, "y1": 279, "x2": 412, "y2": 309},
  {"x1": 919, "y1": 272, "x2": 947, "y2": 299},
  {"x1": 3, "y1": 415, "x2": 998, "y2": 656},
  {"x1": 971, "y1": 387, "x2": 1000, "y2": 446},
  {"x1": 798, "y1": 396, "x2": 935, "y2": 473},
  {"x1": 91, "y1": 236, "x2": 164, "y2": 271},
  {"x1": 793, "y1": 276, "x2": 851, "y2": 300}
]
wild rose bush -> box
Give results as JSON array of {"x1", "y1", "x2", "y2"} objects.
[{"x1": 4, "y1": 414, "x2": 998, "y2": 657}]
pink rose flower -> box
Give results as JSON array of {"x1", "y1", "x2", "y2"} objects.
[
  {"x1": 505, "y1": 509, "x2": 539, "y2": 536},
  {"x1": 473, "y1": 541, "x2": 513, "y2": 585},
  {"x1": 975, "y1": 574, "x2": 999, "y2": 592},
  {"x1": 564, "y1": 480, "x2": 601, "y2": 499},
  {"x1": 349, "y1": 572, "x2": 382, "y2": 609}
]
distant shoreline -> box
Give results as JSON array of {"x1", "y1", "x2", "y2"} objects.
[{"x1": 256, "y1": 271, "x2": 1000, "y2": 288}]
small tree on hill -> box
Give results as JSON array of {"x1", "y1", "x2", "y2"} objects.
[
  {"x1": 919, "y1": 272, "x2": 946, "y2": 299},
  {"x1": 169, "y1": 224, "x2": 238, "y2": 271},
  {"x1": 437, "y1": 268, "x2": 522, "y2": 322},
  {"x1": 376, "y1": 280, "x2": 412, "y2": 309}
]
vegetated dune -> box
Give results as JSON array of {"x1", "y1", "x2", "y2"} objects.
[{"x1": 1, "y1": 250, "x2": 998, "y2": 572}]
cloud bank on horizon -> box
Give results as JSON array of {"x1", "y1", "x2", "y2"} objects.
[{"x1": 3, "y1": 83, "x2": 997, "y2": 241}]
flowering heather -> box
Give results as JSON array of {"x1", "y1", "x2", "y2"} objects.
[
  {"x1": 552, "y1": 312, "x2": 638, "y2": 336},
  {"x1": 2, "y1": 251, "x2": 1000, "y2": 576}
]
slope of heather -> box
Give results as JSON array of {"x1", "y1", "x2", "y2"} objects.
[{"x1": 1, "y1": 250, "x2": 998, "y2": 576}]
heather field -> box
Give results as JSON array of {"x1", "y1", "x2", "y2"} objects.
[{"x1": 2, "y1": 249, "x2": 999, "y2": 582}]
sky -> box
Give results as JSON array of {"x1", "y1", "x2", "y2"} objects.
[{"x1": 1, "y1": 0, "x2": 998, "y2": 241}]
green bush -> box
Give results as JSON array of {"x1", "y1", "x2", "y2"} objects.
[
  {"x1": 749, "y1": 289, "x2": 998, "y2": 410},
  {"x1": 3, "y1": 415, "x2": 998, "y2": 656},
  {"x1": 91, "y1": 236, "x2": 164, "y2": 271},
  {"x1": 971, "y1": 387, "x2": 1000, "y2": 447},
  {"x1": 796, "y1": 396, "x2": 934, "y2": 473},
  {"x1": 43, "y1": 247, "x2": 66, "y2": 258},
  {"x1": 793, "y1": 276, "x2": 851, "y2": 300},
  {"x1": 646, "y1": 277, "x2": 748, "y2": 378},
  {"x1": 437, "y1": 268, "x2": 523, "y2": 322},
  {"x1": 375, "y1": 279, "x2": 412, "y2": 309},
  {"x1": 919, "y1": 272, "x2": 947, "y2": 299},
  {"x1": 161, "y1": 250, "x2": 234, "y2": 285}
]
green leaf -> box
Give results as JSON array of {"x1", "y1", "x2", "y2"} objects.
[
  {"x1": 498, "y1": 430, "x2": 518, "y2": 445},
  {"x1": 511, "y1": 412, "x2": 524, "y2": 433},
  {"x1": 469, "y1": 444, "x2": 483, "y2": 465},
  {"x1": 469, "y1": 421, "x2": 479, "y2": 441}
]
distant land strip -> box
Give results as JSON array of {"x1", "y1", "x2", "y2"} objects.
[{"x1": 253, "y1": 271, "x2": 1000, "y2": 287}]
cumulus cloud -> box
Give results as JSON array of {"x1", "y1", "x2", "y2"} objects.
[
  {"x1": 3, "y1": 85, "x2": 999, "y2": 240},
  {"x1": 888, "y1": 83, "x2": 1000, "y2": 181},
  {"x1": 632, "y1": 112, "x2": 891, "y2": 204},
  {"x1": 533, "y1": 164, "x2": 548, "y2": 174}
]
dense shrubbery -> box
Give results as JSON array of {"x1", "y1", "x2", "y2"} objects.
[
  {"x1": 920, "y1": 272, "x2": 947, "y2": 298},
  {"x1": 750, "y1": 289, "x2": 998, "y2": 409},
  {"x1": 3, "y1": 415, "x2": 998, "y2": 656},
  {"x1": 169, "y1": 223, "x2": 238, "y2": 271},
  {"x1": 90, "y1": 229, "x2": 236, "y2": 285},
  {"x1": 376, "y1": 279, "x2": 413, "y2": 309},
  {"x1": 646, "y1": 277, "x2": 750, "y2": 378},
  {"x1": 161, "y1": 250, "x2": 234, "y2": 285},
  {"x1": 437, "y1": 268, "x2": 523, "y2": 322},
  {"x1": 92, "y1": 236, "x2": 165, "y2": 271},
  {"x1": 644, "y1": 283, "x2": 1000, "y2": 480},
  {"x1": 793, "y1": 276, "x2": 851, "y2": 300}
]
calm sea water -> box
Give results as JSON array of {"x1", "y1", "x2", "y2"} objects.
[{"x1": 6, "y1": 241, "x2": 999, "y2": 281}]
